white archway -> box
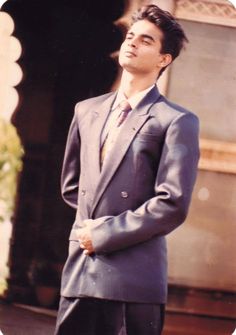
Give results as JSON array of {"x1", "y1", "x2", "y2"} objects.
[{"x1": 0, "y1": 11, "x2": 23, "y2": 295}]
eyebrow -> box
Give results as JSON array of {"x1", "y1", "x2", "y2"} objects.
[{"x1": 126, "y1": 31, "x2": 156, "y2": 43}]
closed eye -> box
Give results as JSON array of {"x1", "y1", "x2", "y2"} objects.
[
  {"x1": 125, "y1": 32, "x2": 133, "y2": 40},
  {"x1": 142, "y1": 39, "x2": 151, "y2": 45}
]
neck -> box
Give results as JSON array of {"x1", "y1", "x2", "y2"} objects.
[{"x1": 120, "y1": 70, "x2": 157, "y2": 98}]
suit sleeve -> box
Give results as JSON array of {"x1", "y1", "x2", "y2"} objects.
[
  {"x1": 90, "y1": 112, "x2": 200, "y2": 254},
  {"x1": 61, "y1": 104, "x2": 81, "y2": 209}
]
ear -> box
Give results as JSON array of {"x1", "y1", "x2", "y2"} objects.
[{"x1": 157, "y1": 53, "x2": 172, "y2": 69}]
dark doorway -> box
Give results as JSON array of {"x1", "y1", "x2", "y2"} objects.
[{"x1": 2, "y1": 0, "x2": 125, "y2": 305}]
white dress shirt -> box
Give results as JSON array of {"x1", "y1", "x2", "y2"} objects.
[{"x1": 101, "y1": 84, "x2": 155, "y2": 146}]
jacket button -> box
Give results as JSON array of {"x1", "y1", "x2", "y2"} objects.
[
  {"x1": 121, "y1": 191, "x2": 128, "y2": 198},
  {"x1": 81, "y1": 190, "x2": 86, "y2": 196}
]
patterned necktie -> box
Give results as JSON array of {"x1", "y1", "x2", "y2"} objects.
[
  {"x1": 100, "y1": 100, "x2": 131, "y2": 166},
  {"x1": 116, "y1": 100, "x2": 132, "y2": 127}
]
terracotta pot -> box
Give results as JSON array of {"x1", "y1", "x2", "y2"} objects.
[{"x1": 35, "y1": 286, "x2": 58, "y2": 307}]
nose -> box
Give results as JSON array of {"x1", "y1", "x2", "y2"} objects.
[{"x1": 128, "y1": 36, "x2": 138, "y2": 48}]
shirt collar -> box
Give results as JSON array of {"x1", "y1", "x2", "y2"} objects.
[{"x1": 112, "y1": 84, "x2": 155, "y2": 111}]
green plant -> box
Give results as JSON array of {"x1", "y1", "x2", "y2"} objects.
[{"x1": 0, "y1": 117, "x2": 24, "y2": 222}]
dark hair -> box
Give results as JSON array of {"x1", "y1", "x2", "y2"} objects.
[{"x1": 132, "y1": 4, "x2": 188, "y2": 76}]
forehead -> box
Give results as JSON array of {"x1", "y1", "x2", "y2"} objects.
[{"x1": 128, "y1": 19, "x2": 163, "y2": 41}]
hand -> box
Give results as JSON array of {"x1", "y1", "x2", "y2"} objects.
[{"x1": 76, "y1": 222, "x2": 94, "y2": 255}]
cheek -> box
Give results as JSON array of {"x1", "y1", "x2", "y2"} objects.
[
  {"x1": 140, "y1": 51, "x2": 157, "y2": 65},
  {"x1": 147, "y1": 52, "x2": 159, "y2": 67}
]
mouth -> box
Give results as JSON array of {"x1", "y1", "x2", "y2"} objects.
[{"x1": 124, "y1": 50, "x2": 137, "y2": 57}]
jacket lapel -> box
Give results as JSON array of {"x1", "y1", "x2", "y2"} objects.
[
  {"x1": 90, "y1": 86, "x2": 161, "y2": 217},
  {"x1": 87, "y1": 92, "x2": 117, "y2": 194}
]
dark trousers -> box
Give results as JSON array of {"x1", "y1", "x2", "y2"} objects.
[{"x1": 55, "y1": 296, "x2": 165, "y2": 335}]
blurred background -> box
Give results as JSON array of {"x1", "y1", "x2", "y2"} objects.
[{"x1": 0, "y1": 0, "x2": 235, "y2": 334}]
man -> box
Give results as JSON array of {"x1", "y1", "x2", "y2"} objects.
[{"x1": 55, "y1": 4, "x2": 199, "y2": 335}]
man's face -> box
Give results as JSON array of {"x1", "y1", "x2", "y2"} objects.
[{"x1": 119, "y1": 19, "x2": 167, "y2": 76}]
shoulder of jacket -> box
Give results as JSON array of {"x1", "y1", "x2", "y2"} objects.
[
  {"x1": 72, "y1": 92, "x2": 115, "y2": 124},
  {"x1": 152, "y1": 95, "x2": 199, "y2": 122}
]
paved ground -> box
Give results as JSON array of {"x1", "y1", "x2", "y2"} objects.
[
  {"x1": 0, "y1": 302, "x2": 56, "y2": 335},
  {"x1": 0, "y1": 301, "x2": 235, "y2": 335}
]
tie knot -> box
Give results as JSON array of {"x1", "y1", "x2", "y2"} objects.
[{"x1": 118, "y1": 100, "x2": 131, "y2": 112}]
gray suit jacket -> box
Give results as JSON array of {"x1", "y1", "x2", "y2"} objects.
[{"x1": 60, "y1": 86, "x2": 199, "y2": 304}]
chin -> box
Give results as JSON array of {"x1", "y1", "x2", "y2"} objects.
[{"x1": 119, "y1": 57, "x2": 134, "y2": 69}]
